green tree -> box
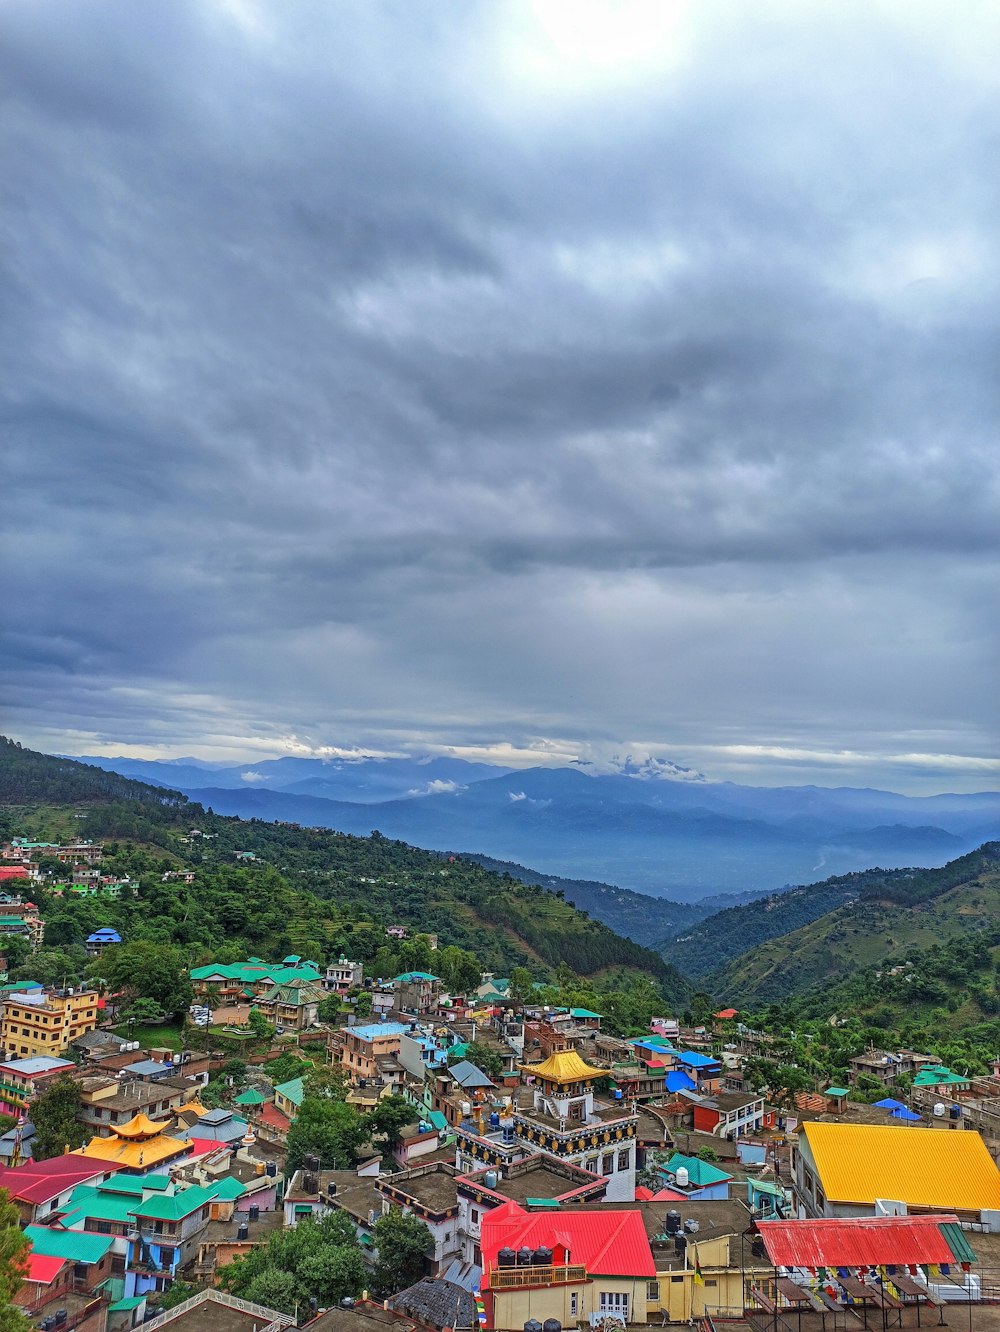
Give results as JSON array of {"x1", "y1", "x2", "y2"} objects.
[
  {"x1": 303, "y1": 1063, "x2": 349, "y2": 1101},
  {"x1": 366, "y1": 1095, "x2": 414, "y2": 1150},
  {"x1": 286, "y1": 1096, "x2": 369, "y2": 1172},
  {"x1": 243, "y1": 1268, "x2": 298, "y2": 1314},
  {"x1": 0, "y1": 1188, "x2": 30, "y2": 1332},
  {"x1": 88, "y1": 941, "x2": 192, "y2": 1014},
  {"x1": 353, "y1": 990, "x2": 373, "y2": 1018},
  {"x1": 121, "y1": 996, "x2": 165, "y2": 1025},
  {"x1": 509, "y1": 967, "x2": 533, "y2": 1005},
  {"x1": 246, "y1": 1007, "x2": 275, "y2": 1041},
  {"x1": 371, "y1": 1208, "x2": 434, "y2": 1296},
  {"x1": 30, "y1": 1075, "x2": 85, "y2": 1160}
]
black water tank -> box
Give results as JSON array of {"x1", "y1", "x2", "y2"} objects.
[
  {"x1": 666, "y1": 1210, "x2": 681, "y2": 1234},
  {"x1": 517, "y1": 1246, "x2": 534, "y2": 1265},
  {"x1": 498, "y1": 1247, "x2": 517, "y2": 1268},
  {"x1": 266, "y1": 1161, "x2": 277, "y2": 1177},
  {"x1": 674, "y1": 1233, "x2": 687, "y2": 1255},
  {"x1": 533, "y1": 1246, "x2": 553, "y2": 1266},
  {"x1": 304, "y1": 1153, "x2": 321, "y2": 1171},
  {"x1": 237, "y1": 1222, "x2": 249, "y2": 1241},
  {"x1": 249, "y1": 1204, "x2": 260, "y2": 1222},
  {"x1": 54, "y1": 1315, "x2": 68, "y2": 1329},
  {"x1": 328, "y1": 1181, "x2": 337, "y2": 1197},
  {"x1": 543, "y1": 1320, "x2": 562, "y2": 1332},
  {"x1": 524, "y1": 1321, "x2": 543, "y2": 1332},
  {"x1": 303, "y1": 1173, "x2": 318, "y2": 1195}
]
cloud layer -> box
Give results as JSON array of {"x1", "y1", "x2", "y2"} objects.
[{"x1": 2, "y1": 0, "x2": 998, "y2": 791}]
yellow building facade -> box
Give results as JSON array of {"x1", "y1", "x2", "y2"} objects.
[{"x1": 1, "y1": 988, "x2": 99, "y2": 1056}]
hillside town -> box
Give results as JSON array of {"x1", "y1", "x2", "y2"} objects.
[{"x1": 3, "y1": 834, "x2": 1000, "y2": 1332}]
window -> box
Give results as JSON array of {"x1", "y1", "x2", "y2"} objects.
[
  {"x1": 599, "y1": 1292, "x2": 629, "y2": 1318},
  {"x1": 647, "y1": 1281, "x2": 660, "y2": 1300},
  {"x1": 600, "y1": 1154, "x2": 612, "y2": 1175},
  {"x1": 570, "y1": 1294, "x2": 579, "y2": 1316},
  {"x1": 617, "y1": 1149, "x2": 629, "y2": 1170}
]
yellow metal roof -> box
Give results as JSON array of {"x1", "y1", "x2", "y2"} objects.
[
  {"x1": 520, "y1": 1049, "x2": 606, "y2": 1085},
  {"x1": 112, "y1": 1113, "x2": 169, "y2": 1140},
  {"x1": 73, "y1": 1132, "x2": 190, "y2": 1170},
  {"x1": 803, "y1": 1122, "x2": 1000, "y2": 1211}
]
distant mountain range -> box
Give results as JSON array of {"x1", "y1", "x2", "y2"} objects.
[{"x1": 74, "y1": 753, "x2": 999, "y2": 901}]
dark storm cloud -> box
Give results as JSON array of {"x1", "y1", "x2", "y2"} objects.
[{"x1": 2, "y1": 0, "x2": 998, "y2": 787}]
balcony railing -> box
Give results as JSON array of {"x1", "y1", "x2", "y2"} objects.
[{"x1": 485, "y1": 1264, "x2": 588, "y2": 1290}]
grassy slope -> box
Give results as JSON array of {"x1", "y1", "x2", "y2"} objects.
[{"x1": 712, "y1": 847, "x2": 1000, "y2": 1006}]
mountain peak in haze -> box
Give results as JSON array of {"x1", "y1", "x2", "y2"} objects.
[{"x1": 575, "y1": 754, "x2": 709, "y2": 783}]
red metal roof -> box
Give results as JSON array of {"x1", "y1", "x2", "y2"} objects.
[
  {"x1": 757, "y1": 1215, "x2": 961, "y2": 1269},
  {"x1": 24, "y1": 1252, "x2": 65, "y2": 1284},
  {"x1": 481, "y1": 1202, "x2": 655, "y2": 1278},
  {"x1": 0, "y1": 1157, "x2": 122, "y2": 1205}
]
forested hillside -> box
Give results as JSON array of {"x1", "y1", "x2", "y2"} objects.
[
  {"x1": 710, "y1": 843, "x2": 1000, "y2": 1005},
  {"x1": 0, "y1": 738, "x2": 689, "y2": 1012},
  {"x1": 665, "y1": 847, "x2": 1000, "y2": 980}
]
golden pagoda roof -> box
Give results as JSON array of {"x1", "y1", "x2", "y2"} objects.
[
  {"x1": 73, "y1": 1132, "x2": 191, "y2": 1169},
  {"x1": 180, "y1": 1100, "x2": 208, "y2": 1118},
  {"x1": 520, "y1": 1050, "x2": 606, "y2": 1085},
  {"x1": 111, "y1": 1113, "x2": 169, "y2": 1140}
]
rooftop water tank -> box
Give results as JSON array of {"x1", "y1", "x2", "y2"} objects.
[
  {"x1": 675, "y1": 1166, "x2": 690, "y2": 1189},
  {"x1": 517, "y1": 1246, "x2": 534, "y2": 1265},
  {"x1": 533, "y1": 1246, "x2": 553, "y2": 1266},
  {"x1": 498, "y1": 1248, "x2": 517, "y2": 1268},
  {"x1": 484, "y1": 1170, "x2": 498, "y2": 1189},
  {"x1": 524, "y1": 1321, "x2": 543, "y2": 1332},
  {"x1": 933, "y1": 1103, "x2": 946, "y2": 1117},
  {"x1": 666, "y1": 1210, "x2": 681, "y2": 1234},
  {"x1": 542, "y1": 1319, "x2": 562, "y2": 1332}
]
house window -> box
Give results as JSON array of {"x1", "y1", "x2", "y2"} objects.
[
  {"x1": 600, "y1": 1154, "x2": 612, "y2": 1175},
  {"x1": 617, "y1": 1150, "x2": 629, "y2": 1170},
  {"x1": 599, "y1": 1292, "x2": 629, "y2": 1318},
  {"x1": 647, "y1": 1281, "x2": 659, "y2": 1300},
  {"x1": 570, "y1": 1294, "x2": 579, "y2": 1316}
]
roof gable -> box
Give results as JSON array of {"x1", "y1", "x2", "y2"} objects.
[{"x1": 481, "y1": 1203, "x2": 655, "y2": 1277}]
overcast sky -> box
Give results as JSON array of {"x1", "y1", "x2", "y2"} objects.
[{"x1": 3, "y1": 0, "x2": 998, "y2": 792}]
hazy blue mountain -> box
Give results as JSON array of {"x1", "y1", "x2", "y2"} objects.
[{"x1": 78, "y1": 753, "x2": 998, "y2": 900}]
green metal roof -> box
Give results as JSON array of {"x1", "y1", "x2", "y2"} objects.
[
  {"x1": 392, "y1": 971, "x2": 439, "y2": 983},
  {"x1": 275, "y1": 1075, "x2": 305, "y2": 1108},
  {"x1": 25, "y1": 1225, "x2": 114, "y2": 1264},
  {"x1": 234, "y1": 1088, "x2": 266, "y2": 1105},
  {"x1": 204, "y1": 1176, "x2": 246, "y2": 1200},
  {"x1": 428, "y1": 1111, "x2": 448, "y2": 1131},
  {"x1": 824, "y1": 1087, "x2": 850, "y2": 1097},
  {"x1": 665, "y1": 1151, "x2": 733, "y2": 1187},
  {"x1": 940, "y1": 1221, "x2": 977, "y2": 1265},
  {"x1": 109, "y1": 1298, "x2": 146, "y2": 1312},
  {"x1": 570, "y1": 1008, "x2": 602, "y2": 1019},
  {"x1": 130, "y1": 1185, "x2": 214, "y2": 1221},
  {"x1": 139, "y1": 1174, "x2": 172, "y2": 1192},
  {"x1": 61, "y1": 1187, "x2": 137, "y2": 1225}
]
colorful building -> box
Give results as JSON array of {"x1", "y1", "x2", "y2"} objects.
[{"x1": 1, "y1": 986, "x2": 99, "y2": 1056}]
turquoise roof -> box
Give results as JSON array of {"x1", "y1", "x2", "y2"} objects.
[
  {"x1": 204, "y1": 1176, "x2": 246, "y2": 1200},
  {"x1": 665, "y1": 1152, "x2": 733, "y2": 1187},
  {"x1": 25, "y1": 1225, "x2": 114, "y2": 1264},
  {"x1": 130, "y1": 1185, "x2": 214, "y2": 1221},
  {"x1": 392, "y1": 971, "x2": 439, "y2": 983},
  {"x1": 275, "y1": 1076, "x2": 305, "y2": 1108}
]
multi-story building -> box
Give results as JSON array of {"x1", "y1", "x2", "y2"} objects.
[
  {"x1": 393, "y1": 971, "x2": 442, "y2": 1015},
  {"x1": 480, "y1": 1204, "x2": 657, "y2": 1331},
  {"x1": 76, "y1": 1075, "x2": 195, "y2": 1136},
  {"x1": 691, "y1": 1090, "x2": 771, "y2": 1138},
  {"x1": 0, "y1": 898, "x2": 44, "y2": 949},
  {"x1": 190, "y1": 957, "x2": 322, "y2": 1007},
  {"x1": 124, "y1": 1184, "x2": 215, "y2": 1297},
  {"x1": 253, "y1": 979, "x2": 325, "y2": 1032},
  {"x1": 1, "y1": 987, "x2": 99, "y2": 1057},
  {"x1": 455, "y1": 1050, "x2": 638, "y2": 1202},
  {"x1": 338, "y1": 1021, "x2": 409, "y2": 1086},
  {"x1": 0, "y1": 1054, "x2": 76, "y2": 1115},
  {"x1": 85, "y1": 926, "x2": 121, "y2": 956},
  {"x1": 376, "y1": 1163, "x2": 462, "y2": 1274},
  {"x1": 324, "y1": 955, "x2": 363, "y2": 993},
  {"x1": 456, "y1": 1156, "x2": 607, "y2": 1266}
]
